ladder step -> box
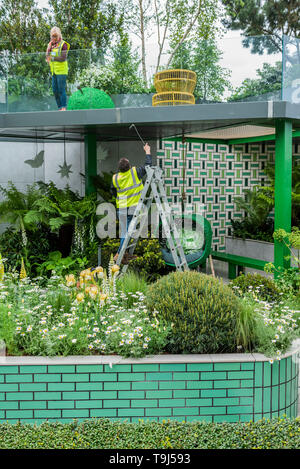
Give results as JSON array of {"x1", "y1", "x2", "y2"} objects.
[{"x1": 119, "y1": 165, "x2": 189, "y2": 273}]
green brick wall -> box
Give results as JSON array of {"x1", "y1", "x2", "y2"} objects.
[
  {"x1": 0, "y1": 353, "x2": 298, "y2": 424},
  {"x1": 157, "y1": 141, "x2": 300, "y2": 251}
]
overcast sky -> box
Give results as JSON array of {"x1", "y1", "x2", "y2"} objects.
[{"x1": 37, "y1": 0, "x2": 281, "y2": 89}]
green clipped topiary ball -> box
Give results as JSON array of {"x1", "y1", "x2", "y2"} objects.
[
  {"x1": 67, "y1": 87, "x2": 115, "y2": 110},
  {"x1": 146, "y1": 271, "x2": 241, "y2": 354}
]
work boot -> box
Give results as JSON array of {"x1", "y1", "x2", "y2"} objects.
[
  {"x1": 121, "y1": 252, "x2": 129, "y2": 265},
  {"x1": 126, "y1": 253, "x2": 137, "y2": 261}
]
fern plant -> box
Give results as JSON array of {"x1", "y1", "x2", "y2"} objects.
[
  {"x1": 231, "y1": 186, "x2": 274, "y2": 241},
  {"x1": 24, "y1": 182, "x2": 99, "y2": 258},
  {"x1": 0, "y1": 182, "x2": 44, "y2": 267},
  {"x1": 234, "y1": 187, "x2": 273, "y2": 226},
  {"x1": 258, "y1": 162, "x2": 300, "y2": 227}
]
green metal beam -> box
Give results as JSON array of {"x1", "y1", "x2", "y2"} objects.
[
  {"x1": 228, "y1": 129, "x2": 300, "y2": 145},
  {"x1": 166, "y1": 136, "x2": 228, "y2": 144},
  {"x1": 274, "y1": 120, "x2": 293, "y2": 272},
  {"x1": 84, "y1": 133, "x2": 97, "y2": 196}
]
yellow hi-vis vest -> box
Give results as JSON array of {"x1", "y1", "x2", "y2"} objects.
[
  {"x1": 49, "y1": 40, "x2": 70, "y2": 75},
  {"x1": 112, "y1": 167, "x2": 144, "y2": 209}
]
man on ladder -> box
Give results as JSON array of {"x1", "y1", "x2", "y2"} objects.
[
  {"x1": 111, "y1": 143, "x2": 152, "y2": 264},
  {"x1": 110, "y1": 140, "x2": 189, "y2": 272}
]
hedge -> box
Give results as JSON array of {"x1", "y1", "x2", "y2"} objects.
[{"x1": 0, "y1": 417, "x2": 299, "y2": 449}]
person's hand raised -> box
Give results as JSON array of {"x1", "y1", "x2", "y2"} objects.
[{"x1": 144, "y1": 143, "x2": 151, "y2": 154}]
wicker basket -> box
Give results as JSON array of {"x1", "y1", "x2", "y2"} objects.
[
  {"x1": 152, "y1": 92, "x2": 195, "y2": 106},
  {"x1": 154, "y1": 69, "x2": 197, "y2": 94}
]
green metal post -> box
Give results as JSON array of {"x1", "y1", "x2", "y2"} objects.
[
  {"x1": 274, "y1": 119, "x2": 292, "y2": 272},
  {"x1": 228, "y1": 262, "x2": 237, "y2": 280},
  {"x1": 84, "y1": 133, "x2": 97, "y2": 196}
]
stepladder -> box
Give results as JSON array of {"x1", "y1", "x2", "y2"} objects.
[{"x1": 116, "y1": 166, "x2": 189, "y2": 274}]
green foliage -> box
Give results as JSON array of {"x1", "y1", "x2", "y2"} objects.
[
  {"x1": 67, "y1": 87, "x2": 115, "y2": 110},
  {"x1": 0, "y1": 182, "x2": 44, "y2": 232},
  {"x1": 231, "y1": 186, "x2": 274, "y2": 241},
  {"x1": 221, "y1": 0, "x2": 299, "y2": 55},
  {"x1": 0, "y1": 272, "x2": 168, "y2": 358},
  {"x1": 89, "y1": 172, "x2": 115, "y2": 203},
  {"x1": 229, "y1": 276, "x2": 300, "y2": 359},
  {"x1": 229, "y1": 62, "x2": 282, "y2": 101},
  {"x1": 0, "y1": 417, "x2": 299, "y2": 449},
  {"x1": 253, "y1": 300, "x2": 300, "y2": 359},
  {"x1": 0, "y1": 181, "x2": 101, "y2": 273},
  {"x1": 116, "y1": 272, "x2": 148, "y2": 306},
  {"x1": 230, "y1": 218, "x2": 274, "y2": 242},
  {"x1": 264, "y1": 228, "x2": 300, "y2": 296},
  {"x1": 36, "y1": 251, "x2": 88, "y2": 277},
  {"x1": 100, "y1": 237, "x2": 169, "y2": 281},
  {"x1": 235, "y1": 299, "x2": 257, "y2": 352},
  {"x1": 230, "y1": 273, "x2": 282, "y2": 302},
  {"x1": 234, "y1": 187, "x2": 273, "y2": 226},
  {"x1": 0, "y1": 0, "x2": 50, "y2": 53},
  {"x1": 170, "y1": 38, "x2": 232, "y2": 101},
  {"x1": 48, "y1": 0, "x2": 122, "y2": 51},
  {"x1": 26, "y1": 181, "x2": 99, "y2": 260},
  {"x1": 0, "y1": 225, "x2": 59, "y2": 277},
  {"x1": 146, "y1": 271, "x2": 241, "y2": 353},
  {"x1": 254, "y1": 161, "x2": 300, "y2": 228},
  {"x1": 76, "y1": 34, "x2": 150, "y2": 97}
]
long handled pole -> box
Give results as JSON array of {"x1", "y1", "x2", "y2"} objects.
[{"x1": 129, "y1": 124, "x2": 146, "y2": 146}]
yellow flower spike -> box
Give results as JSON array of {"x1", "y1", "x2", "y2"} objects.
[
  {"x1": 0, "y1": 254, "x2": 4, "y2": 281},
  {"x1": 76, "y1": 293, "x2": 85, "y2": 303},
  {"x1": 65, "y1": 274, "x2": 76, "y2": 287},
  {"x1": 20, "y1": 257, "x2": 27, "y2": 280},
  {"x1": 111, "y1": 264, "x2": 120, "y2": 274},
  {"x1": 89, "y1": 286, "x2": 99, "y2": 298},
  {"x1": 100, "y1": 293, "x2": 108, "y2": 301}
]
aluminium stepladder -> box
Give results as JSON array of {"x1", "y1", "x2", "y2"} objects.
[{"x1": 116, "y1": 165, "x2": 189, "y2": 273}]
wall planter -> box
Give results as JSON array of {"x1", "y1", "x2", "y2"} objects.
[
  {"x1": 0, "y1": 340, "x2": 299, "y2": 425},
  {"x1": 225, "y1": 236, "x2": 298, "y2": 267}
]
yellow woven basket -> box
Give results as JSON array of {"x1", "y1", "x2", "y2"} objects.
[
  {"x1": 152, "y1": 92, "x2": 195, "y2": 106},
  {"x1": 154, "y1": 69, "x2": 197, "y2": 94}
]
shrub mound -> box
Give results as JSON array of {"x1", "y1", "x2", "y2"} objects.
[
  {"x1": 0, "y1": 417, "x2": 298, "y2": 449},
  {"x1": 230, "y1": 273, "x2": 282, "y2": 302},
  {"x1": 146, "y1": 271, "x2": 241, "y2": 354},
  {"x1": 67, "y1": 87, "x2": 115, "y2": 110}
]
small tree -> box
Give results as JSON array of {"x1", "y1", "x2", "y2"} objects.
[
  {"x1": 77, "y1": 33, "x2": 150, "y2": 94},
  {"x1": 170, "y1": 38, "x2": 232, "y2": 102},
  {"x1": 229, "y1": 62, "x2": 282, "y2": 101}
]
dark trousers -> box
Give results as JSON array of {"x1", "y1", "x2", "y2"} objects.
[
  {"x1": 52, "y1": 74, "x2": 67, "y2": 109},
  {"x1": 117, "y1": 208, "x2": 135, "y2": 254}
]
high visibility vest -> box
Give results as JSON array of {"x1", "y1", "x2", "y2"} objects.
[
  {"x1": 112, "y1": 166, "x2": 144, "y2": 209},
  {"x1": 49, "y1": 41, "x2": 70, "y2": 75}
]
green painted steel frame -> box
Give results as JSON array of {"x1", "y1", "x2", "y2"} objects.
[{"x1": 274, "y1": 120, "x2": 293, "y2": 272}]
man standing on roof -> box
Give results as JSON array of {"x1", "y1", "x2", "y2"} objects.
[
  {"x1": 46, "y1": 27, "x2": 70, "y2": 111},
  {"x1": 111, "y1": 143, "x2": 152, "y2": 263}
]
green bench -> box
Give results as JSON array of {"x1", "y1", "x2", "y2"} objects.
[{"x1": 211, "y1": 251, "x2": 268, "y2": 280}]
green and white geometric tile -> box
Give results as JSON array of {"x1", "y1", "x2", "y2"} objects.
[{"x1": 158, "y1": 140, "x2": 299, "y2": 251}]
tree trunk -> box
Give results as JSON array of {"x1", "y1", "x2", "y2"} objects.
[{"x1": 138, "y1": 0, "x2": 147, "y2": 85}]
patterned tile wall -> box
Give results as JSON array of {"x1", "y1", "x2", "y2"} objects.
[
  {"x1": 0, "y1": 356, "x2": 298, "y2": 424},
  {"x1": 157, "y1": 140, "x2": 300, "y2": 252}
]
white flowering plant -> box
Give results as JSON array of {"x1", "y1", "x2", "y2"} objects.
[
  {"x1": 0, "y1": 264, "x2": 170, "y2": 358},
  {"x1": 233, "y1": 283, "x2": 300, "y2": 362}
]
